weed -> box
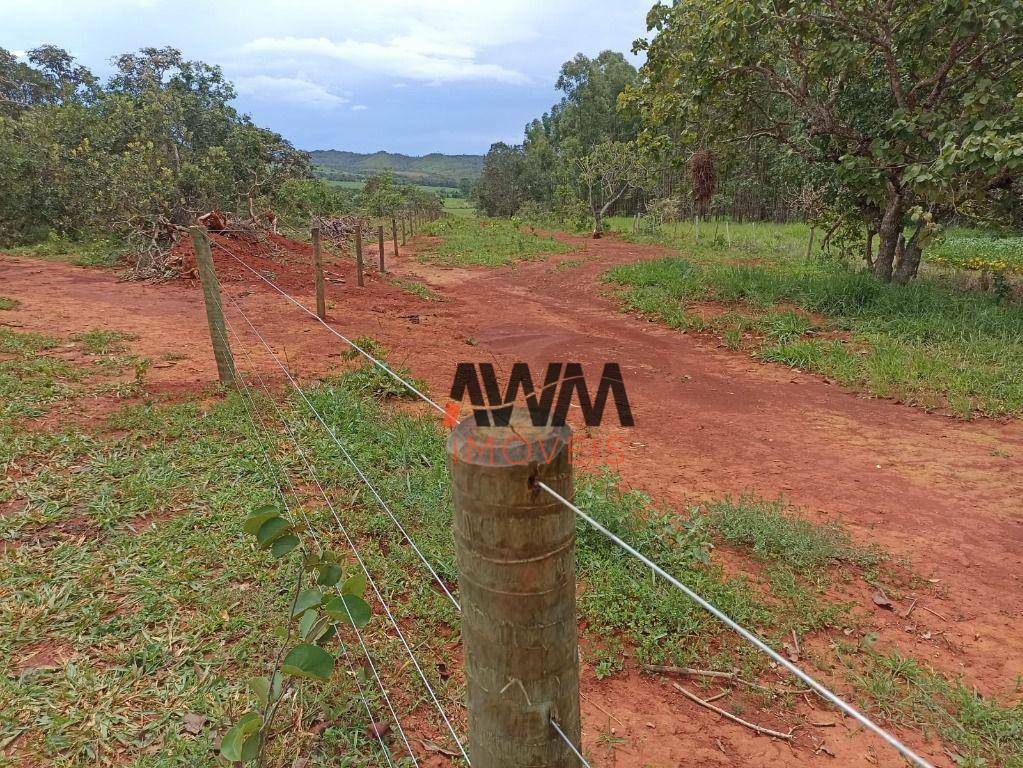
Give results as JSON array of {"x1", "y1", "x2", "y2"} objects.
[
  {"x1": 854, "y1": 652, "x2": 1023, "y2": 767},
  {"x1": 391, "y1": 278, "x2": 440, "y2": 301},
  {"x1": 605, "y1": 248, "x2": 1023, "y2": 417},
  {"x1": 0, "y1": 296, "x2": 19, "y2": 311},
  {"x1": 419, "y1": 216, "x2": 572, "y2": 267},
  {"x1": 74, "y1": 329, "x2": 137, "y2": 354}
]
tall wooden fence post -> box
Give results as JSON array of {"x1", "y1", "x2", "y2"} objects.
[
  {"x1": 189, "y1": 226, "x2": 236, "y2": 386},
  {"x1": 354, "y1": 224, "x2": 365, "y2": 287},
  {"x1": 377, "y1": 224, "x2": 386, "y2": 273},
  {"x1": 391, "y1": 217, "x2": 399, "y2": 259},
  {"x1": 447, "y1": 413, "x2": 581, "y2": 767},
  {"x1": 311, "y1": 226, "x2": 326, "y2": 319}
]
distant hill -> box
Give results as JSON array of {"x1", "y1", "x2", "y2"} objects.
[{"x1": 309, "y1": 150, "x2": 484, "y2": 190}]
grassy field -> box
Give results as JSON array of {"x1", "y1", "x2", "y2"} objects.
[
  {"x1": 2, "y1": 324, "x2": 1021, "y2": 766},
  {"x1": 603, "y1": 218, "x2": 1023, "y2": 418},
  {"x1": 418, "y1": 216, "x2": 573, "y2": 266}
]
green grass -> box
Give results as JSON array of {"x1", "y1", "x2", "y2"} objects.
[
  {"x1": 853, "y1": 652, "x2": 1023, "y2": 768},
  {"x1": 0, "y1": 297, "x2": 18, "y2": 311},
  {"x1": 4, "y1": 234, "x2": 123, "y2": 268},
  {"x1": 73, "y1": 329, "x2": 137, "y2": 354},
  {"x1": 418, "y1": 216, "x2": 573, "y2": 267},
  {"x1": 3, "y1": 327, "x2": 1019, "y2": 765},
  {"x1": 390, "y1": 278, "x2": 440, "y2": 301},
  {"x1": 930, "y1": 229, "x2": 1023, "y2": 274},
  {"x1": 442, "y1": 197, "x2": 475, "y2": 217},
  {"x1": 603, "y1": 220, "x2": 1023, "y2": 418}
]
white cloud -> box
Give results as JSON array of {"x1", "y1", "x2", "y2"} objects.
[
  {"x1": 351, "y1": 104, "x2": 368, "y2": 111},
  {"x1": 240, "y1": 35, "x2": 528, "y2": 85},
  {"x1": 233, "y1": 74, "x2": 346, "y2": 108},
  {"x1": 11, "y1": 50, "x2": 26, "y2": 58}
]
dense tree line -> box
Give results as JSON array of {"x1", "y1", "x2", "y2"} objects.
[
  {"x1": 475, "y1": 0, "x2": 1023, "y2": 282},
  {"x1": 0, "y1": 45, "x2": 344, "y2": 256}
]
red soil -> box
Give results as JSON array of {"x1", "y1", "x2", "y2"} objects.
[{"x1": 2, "y1": 228, "x2": 1022, "y2": 768}]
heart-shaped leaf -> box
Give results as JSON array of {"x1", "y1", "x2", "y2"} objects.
[
  {"x1": 282, "y1": 643, "x2": 334, "y2": 681},
  {"x1": 317, "y1": 563, "x2": 342, "y2": 587},
  {"x1": 220, "y1": 711, "x2": 262, "y2": 761},
  {"x1": 248, "y1": 676, "x2": 270, "y2": 707},
  {"x1": 291, "y1": 588, "x2": 323, "y2": 618},
  {"x1": 256, "y1": 517, "x2": 289, "y2": 548},
  {"x1": 323, "y1": 594, "x2": 372, "y2": 628},
  {"x1": 340, "y1": 572, "x2": 367, "y2": 598},
  {"x1": 243, "y1": 509, "x2": 279, "y2": 536},
  {"x1": 271, "y1": 534, "x2": 300, "y2": 558}
]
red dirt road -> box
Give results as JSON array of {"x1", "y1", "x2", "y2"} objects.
[{"x1": 2, "y1": 232, "x2": 1021, "y2": 767}]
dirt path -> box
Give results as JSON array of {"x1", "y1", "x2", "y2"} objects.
[{"x1": 2, "y1": 234, "x2": 1021, "y2": 767}]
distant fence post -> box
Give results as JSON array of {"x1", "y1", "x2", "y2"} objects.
[
  {"x1": 311, "y1": 225, "x2": 326, "y2": 319},
  {"x1": 400, "y1": 215, "x2": 407, "y2": 245},
  {"x1": 447, "y1": 412, "x2": 581, "y2": 767},
  {"x1": 354, "y1": 224, "x2": 365, "y2": 287},
  {"x1": 377, "y1": 224, "x2": 386, "y2": 273},
  {"x1": 189, "y1": 226, "x2": 236, "y2": 386},
  {"x1": 391, "y1": 216, "x2": 399, "y2": 259}
]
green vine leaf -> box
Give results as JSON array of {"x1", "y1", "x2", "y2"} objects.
[
  {"x1": 243, "y1": 508, "x2": 278, "y2": 535},
  {"x1": 247, "y1": 676, "x2": 270, "y2": 708},
  {"x1": 340, "y1": 572, "x2": 367, "y2": 598},
  {"x1": 220, "y1": 711, "x2": 262, "y2": 762},
  {"x1": 256, "y1": 517, "x2": 289, "y2": 548},
  {"x1": 282, "y1": 643, "x2": 334, "y2": 681},
  {"x1": 271, "y1": 534, "x2": 300, "y2": 558},
  {"x1": 323, "y1": 594, "x2": 372, "y2": 628},
  {"x1": 291, "y1": 588, "x2": 323, "y2": 618},
  {"x1": 316, "y1": 563, "x2": 343, "y2": 587}
]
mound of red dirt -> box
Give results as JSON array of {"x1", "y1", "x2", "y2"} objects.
[{"x1": 171, "y1": 229, "x2": 321, "y2": 293}]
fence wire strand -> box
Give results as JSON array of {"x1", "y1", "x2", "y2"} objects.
[
  {"x1": 217, "y1": 307, "x2": 415, "y2": 767},
  {"x1": 536, "y1": 480, "x2": 936, "y2": 768},
  {"x1": 206, "y1": 238, "x2": 939, "y2": 768},
  {"x1": 218, "y1": 288, "x2": 470, "y2": 764}
]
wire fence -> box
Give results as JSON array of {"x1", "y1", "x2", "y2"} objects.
[{"x1": 199, "y1": 233, "x2": 937, "y2": 768}]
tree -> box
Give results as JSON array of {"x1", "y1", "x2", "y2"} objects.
[
  {"x1": 579, "y1": 140, "x2": 649, "y2": 237},
  {"x1": 474, "y1": 142, "x2": 527, "y2": 217},
  {"x1": 631, "y1": 0, "x2": 1023, "y2": 282}
]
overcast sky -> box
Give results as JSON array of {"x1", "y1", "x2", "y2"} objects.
[{"x1": 2, "y1": 0, "x2": 652, "y2": 154}]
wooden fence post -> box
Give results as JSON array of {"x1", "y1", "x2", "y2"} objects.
[
  {"x1": 391, "y1": 217, "x2": 399, "y2": 259},
  {"x1": 377, "y1": 224, "x2": 386, "y2": 273},
  {"x1": 354, "y1": 224, "x2": 364, "y2": 287},
  {"x1": 189, "y1": 226, "x2": 236, "y2": 386},
  {"x1": 447, "y1": 412, "x2": 581, "y2": 767},
  {"x1": 311, "y1": 226, "x2": 326, "y2": 319}
]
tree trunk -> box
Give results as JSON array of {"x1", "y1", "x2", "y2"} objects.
[
  {"x1": 864, "y1": 228, "x2": 875, "y2": 268},
  {"x1": 805, "y1": 225, "x2": 816, "y2": 260},
  {"x1": 592, "y1": 207, "x2": 603, "y2": 238},
  {"x1": 893, "y1": 223, "x2": 925, "y2": 284},
  {"x1": 872, "y1": 194, "x2": 904, "y2": 282}
]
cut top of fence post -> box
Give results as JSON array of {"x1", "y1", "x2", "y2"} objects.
[{"x1": 446, "y1": 410, "x2": 580, "y2": 767}]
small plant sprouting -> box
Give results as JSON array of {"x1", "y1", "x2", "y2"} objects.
[{"x1": 219, "y1": 506, "x2": 373, "y2": 764}]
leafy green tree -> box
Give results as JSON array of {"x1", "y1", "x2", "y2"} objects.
[
  {"x1": 630, "y1": 0, "x2": 1023, "y2": 282},
  {"x1": 474, "y1": 142, "x2": 527, "y2": 216},
  {"x1": 579, "y1": 140, "x2": 650, "y2": 236}
]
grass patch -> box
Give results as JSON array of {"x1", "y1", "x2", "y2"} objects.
[
  {"x1": 74, "y1": 329, "x2": 137, "y2": 354},
  {"x1": 1, "y1": 327, "x2": 1007, "y2": 765},
  {"x1": 854, "y1": 652, "x2": 1023, "y2": 768},
  {"x1": 0, "y1": 296, "x2": 18, "y2": 311},
  {"x1": 391, "y1": 278, "x2": 440, "y2": 301},
  {"x1": 418, "y1": 216, "x2": 572, "y2": 267},
  {"x1": 930, "y1": 229, "x2": 1023, "y2": 274},
  {"x1": 4, "y1": 234, "x2": 123, "y2": 268},
  {"x1": 604, "y1": 250, "x2": 1023, "y2": 417}
]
